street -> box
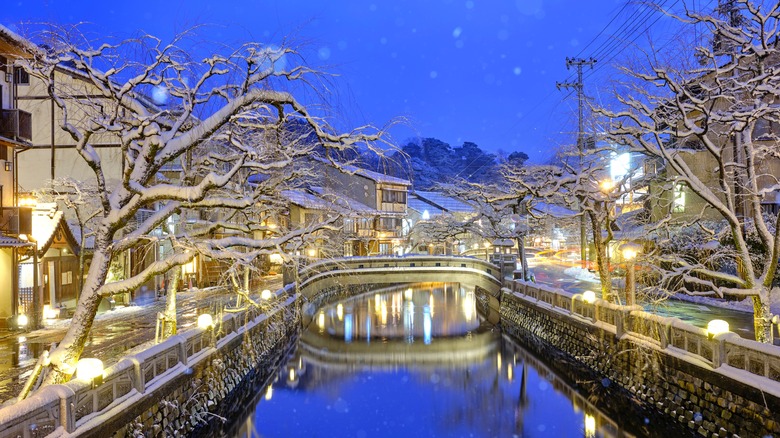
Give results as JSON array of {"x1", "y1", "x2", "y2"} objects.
[
  {"x1": 0, "y1": 277, "x2": 281, "y2": 405},
  {"x1": 530, "y1": 260, "x2": 760, "y2": 340}
]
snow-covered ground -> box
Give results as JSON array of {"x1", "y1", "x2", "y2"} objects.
[{"x1": 562, "y1": 266, "x2": 780, "y2": 315}]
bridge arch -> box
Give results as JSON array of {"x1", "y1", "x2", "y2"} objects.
[{"x1": 294, "y1": 255, "x2": 503, "y2": 327}]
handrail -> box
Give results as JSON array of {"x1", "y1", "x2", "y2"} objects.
[
  {"x1": 0, "y1": 284, "x2": 297, "y2": 438},
  {"x1": 297, "y1": 255, "x2": 501, "y2": 291},
  {"x1": 506, "y1": 279, "x2": 780, "y2": 393}
]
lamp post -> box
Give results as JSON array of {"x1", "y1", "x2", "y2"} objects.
[{"x1": 620, "y1": 242, "x2": 641, "y2": 306}]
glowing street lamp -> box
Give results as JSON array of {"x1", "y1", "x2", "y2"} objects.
[
  {"x1": 599, "y1": 178, "x2": 615, "y2": 193},
  {"x1": 707, "y1": 319, "x2": 730, "y2": 339},
  {"x1": 75, "y1": 358, "x2": 104, "y2": 386},
  {"x1": 582, "y1": 291, "x2": 596, "y2": 304},
  {"x1": 619, "y1": 242, "x2": 641, "y2": 306},
  {"x1": 16, "y1": 314, "x2": 29, "y2": 328},
  {"x1": 197, "y1": 313, "x2": 214, "y2": 329}
]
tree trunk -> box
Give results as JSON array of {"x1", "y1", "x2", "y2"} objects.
[
  {"x1": 163, "y1": 269, "x2": 179, "y2": 338},
  {"x1": 41, "y1": 233, "x2": 112, "y2": 385},
  {"x1": 589, "y1": 213, "x2": 612, "y2": 302},
  {"x1": 752, "y1": 291, "x2": 773, "y2": 344}
]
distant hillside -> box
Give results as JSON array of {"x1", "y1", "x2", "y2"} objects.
[{"x1": 360, "y1": 137, "x2": 529, "y2": 190}]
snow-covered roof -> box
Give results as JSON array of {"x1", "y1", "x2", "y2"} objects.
[
  {"x1": 349, "y1": 164, "x2": 410, "y2": 185},
  {"x1": 0, "y1": 234, "x2": 32, "y2": 248},
  {"x1": 283, "y1": 189, "x2": 341, "y2": 211},
  {"x1": 408, "y1": 196, "x2": 444, "y2": 217},
  {"x1": 323, "y1": 159, "x2": 410, "y2": 186},
  {"x1": 612, "y1": 209, "x2": 648, "y2": 241},
  {"x1": 31, "y1": 208, "x2": 81, "y2": 256},
  {"x1": 67, "y1": 220, "x2": 94, "y2": 250},
  {"x1": 294, "y1": 187, "x2": 377, "y2": 215},
  {"x1": 0, "y1": 24, "x2": 40, "y2": 54},
  {"x1": 531, "y1": 202, "x2": 577, "y2": 218},
  {"x1": 413, "y1": 191, "x2": 474, "y2": 213}
]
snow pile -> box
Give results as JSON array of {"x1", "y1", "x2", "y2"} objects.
[
  {"x1": 563, "y1": 267, "x2": 598, "y2": 282},
  {"x1": 670, "y1": 288, "x2": 780, "y2": 315}
]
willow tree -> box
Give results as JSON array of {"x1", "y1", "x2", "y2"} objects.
[
  {"x1": 14, "y1": 27, "x2": 389, "y2": 393},
  {"x1": 600, "y1": 1, "x2": 780, "y2": 342}
]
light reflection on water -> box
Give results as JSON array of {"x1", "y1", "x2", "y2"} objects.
[{"x1": 226, "y1": 282, "x2": 663, "y2": 437}]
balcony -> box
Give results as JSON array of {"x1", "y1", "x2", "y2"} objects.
[
  {"x1": 0, "y1": 109, "x2": 32, "y2": 142},
  {"x1": 0, "y1": 207, "x2": 32, "y2": 236}
]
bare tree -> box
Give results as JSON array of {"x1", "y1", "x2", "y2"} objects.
[
  {"x1": 600, "y1": 1, "x2": 780, "y2": 342},
  {"x1": 15, "y1": 26, "x2": 390, "y2": 393},
  {"x1": 499, "y1": 145, "x2": 630, "y2": 301}
]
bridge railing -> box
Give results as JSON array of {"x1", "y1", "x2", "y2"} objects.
[
  {"x1": 297, "y1": 255, "x2": 501, "y2": 291},
  {"x1": 0, "y1": 284, "x2": 297, "y2": 438},
  {"x1": 508, "y1": 279, "x2": 780, "y2": 389}
]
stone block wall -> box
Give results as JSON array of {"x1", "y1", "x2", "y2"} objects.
[
  {"x1": 500, "y1": 291, "x2": 780, "y2": 438},
  {"x1": 99, "y1": 300, "x2": 301, "y2": 438}
]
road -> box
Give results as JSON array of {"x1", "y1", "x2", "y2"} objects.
[
  {"x1": 0, "y1": 277, "x2": 281, "y2": 405},
  {"x1": 529, "y1": 260, "x2": 759, "y2": 340}
]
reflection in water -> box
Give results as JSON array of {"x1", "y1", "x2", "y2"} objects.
[{"x1": 225, "y1": 282, "x2": 678, "y2": 438}]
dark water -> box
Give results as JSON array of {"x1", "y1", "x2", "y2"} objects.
[{"x1": 225, "y1": 283, "x2": 686, "y2": 438}]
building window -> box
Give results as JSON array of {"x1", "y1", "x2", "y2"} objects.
[
  {"x1": 378, "y1": 243, "x2": 392, "y2": 255},
  {"x1": 672, "y1": 184, "x2": 685, "y2": 213},
  {"x1": 753, "y1": 118, "x2": 780, "y2": 140},
  {"x1": 304, "y1": 212, "x2": 323, "y2": 225},
  {"x1": 381, "y1": 189, "x2": 406, "y2": 204},
  {"x1": 377, "y1": 216, "x2": 401, "y2": 231},
  {"x1": 14, "y1": 67, "x2": 29, "y2": 85}
]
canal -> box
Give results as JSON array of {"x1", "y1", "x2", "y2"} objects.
[{"x1": 213, "y1": 282, "x2": 693, "y2": 437}]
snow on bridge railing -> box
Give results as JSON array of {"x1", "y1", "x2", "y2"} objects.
[
  {"x1": 296, "y1": 255, "x2": 501, "y2": 289},
  {"x1": 508, "y1": 279, "x2": 780, "y2": 391},
  {"x1": 0, "y1": 284, "x2": 298, "y2": 438}
]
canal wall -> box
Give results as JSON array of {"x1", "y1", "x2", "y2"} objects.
[
  {"x1": 500, "y1": 279, "x2": 780, "y2": 438},
  {"x1": 0, "y1": 286, "x2": 300, "y2": 438}
]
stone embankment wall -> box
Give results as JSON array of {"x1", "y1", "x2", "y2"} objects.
[
  {"x1": 115, "y1": 294, "x2": 300, "y2": 437},
  {"x1": 500, "y1": 280, "x2": 780, "y2": 438},
  {"x1": 0, "y1": 287, "x2": 300, "y2": 438}
]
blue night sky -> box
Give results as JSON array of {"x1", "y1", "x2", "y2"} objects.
[{"x1": 1, "y1": 0, "x2": 681, "y2": 163}]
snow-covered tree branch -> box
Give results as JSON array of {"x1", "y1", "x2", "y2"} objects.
[
  {"x1": 15, "y1": 26, "x2": 392, "y2": 392},
  {"x1": 598, "y1": 0, "x2": 780, "y2": 342}
]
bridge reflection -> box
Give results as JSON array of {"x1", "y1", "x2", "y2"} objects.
[{"x1": 229, "y1": 282, "x2": 654, "y2": 437}]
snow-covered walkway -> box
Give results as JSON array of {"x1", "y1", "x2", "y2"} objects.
[{"x1": 0, "y1": 276, "x2": 281, "y2": 405}]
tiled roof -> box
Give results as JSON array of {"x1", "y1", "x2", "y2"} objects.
[{"x1": 0, "y1": 234, "x2": 31, "y2": 248}]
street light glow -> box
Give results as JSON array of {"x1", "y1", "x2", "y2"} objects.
[
  {"x1": 599, "y1": 178, "x2": 615, "y2": 192},
  {"x1": 75, "y1": 358, "x2": 104, "y2": 382},
  {"x1": 707, "y1": 319, "x2": 730, "y2": 338},
  {"x1": 582, "y1": 291, "x2": 596, "y2": 304},
  {"x1": 197, "y1": 313, "x2": 214, "y2": 329}
]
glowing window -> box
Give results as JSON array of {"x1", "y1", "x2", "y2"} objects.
[{"x1": 673, "y1": 184, "x2": 685, "y2": 213}]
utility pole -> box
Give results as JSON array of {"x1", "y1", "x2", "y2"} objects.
[{"x1": 557, "y1": 57, "x2": 596, "y2": 269}]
